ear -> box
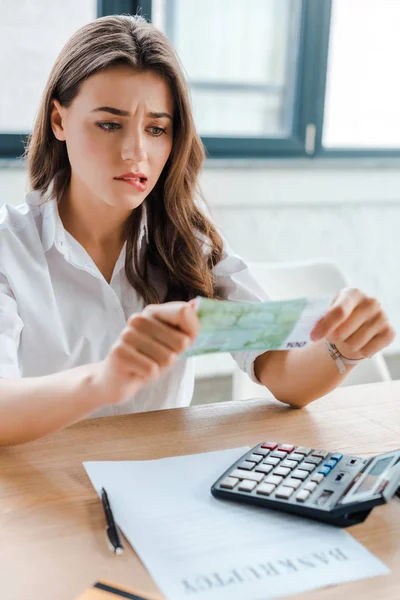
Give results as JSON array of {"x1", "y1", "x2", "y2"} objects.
[{"x1": 50, "y1": 99, "x2": 67, "y2": 141}]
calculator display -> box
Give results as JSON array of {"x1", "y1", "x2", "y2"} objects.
[
  {"x1": 369, "y1": 456, "x2": 393, "y2": 476},
  {"x1": 353, "y1": 456, "x2": 393, "y2": 496}
]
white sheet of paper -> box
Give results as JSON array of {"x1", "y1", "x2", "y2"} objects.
[{"x1": 84, "y1": 448, "x2": 390, "y2": 600}]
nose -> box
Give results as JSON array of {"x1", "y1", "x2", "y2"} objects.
[{"x1": 121, "y1": 132, "x2": 148, "y2": 164}]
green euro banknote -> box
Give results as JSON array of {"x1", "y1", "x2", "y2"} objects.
[{"x1": 182, "y1": 295, "x2": 333, "y2": 358}]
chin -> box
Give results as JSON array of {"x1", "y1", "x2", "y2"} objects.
[{"x1": 106, "y1": 192, "x2": 146, "y2": 212}]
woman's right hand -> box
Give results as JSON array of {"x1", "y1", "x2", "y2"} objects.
[{"x1": 92, "y1": 301, "x2": 199, "y2": 404}]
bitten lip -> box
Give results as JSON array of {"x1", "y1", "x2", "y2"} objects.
[{"x1": 114, "y1": 172, "x2": 148, "y2": 181}]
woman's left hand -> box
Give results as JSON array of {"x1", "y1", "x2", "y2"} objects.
[{"x1": 310, "y1": 288, "x2": 395, "y2": 359}]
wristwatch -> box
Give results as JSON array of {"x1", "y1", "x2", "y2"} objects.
[{"x1": 324, "y1": 340, "x2": 365, "y2": 374}]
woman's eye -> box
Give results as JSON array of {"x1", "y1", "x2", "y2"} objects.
[
  {"x1": 148, "y1": 126, "x2": 166, "y2": 137},
  {"x1": 95, "y1": 122, "x2": 166, "y2": 136},
  {"x1": 96, "y1": 122, "x2": 121, "y2": 132}
]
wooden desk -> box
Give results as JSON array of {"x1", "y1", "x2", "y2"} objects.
[{"x1": 1, "y1": 381, "x2": 400, "y2": 600}]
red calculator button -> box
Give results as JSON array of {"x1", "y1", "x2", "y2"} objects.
[
  {"x1": 277, "y1": 444, "x2": 294, "y2": 453},
  {"x1": 261, "y1": 442, "x2": 278, "y2": 450}
]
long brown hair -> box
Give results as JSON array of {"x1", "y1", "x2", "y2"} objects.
[{"x1": 25, "y1": 14, "x2": 223, "y2": 303}]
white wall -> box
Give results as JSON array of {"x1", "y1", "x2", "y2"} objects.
[
  {"x1": 0, "y1": 166, "x2": 27, "y2": 203},
  {"x1": 2, "y1": 161, "x2": 400, "y2": 375}
]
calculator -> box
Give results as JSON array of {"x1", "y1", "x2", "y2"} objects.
[{"x1": 211, "y1": 442, "x2": 400, "y2": 527}]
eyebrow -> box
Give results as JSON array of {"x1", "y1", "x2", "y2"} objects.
[{"x1": 91, "y1": 106, "x2": 173, "y2": 120}]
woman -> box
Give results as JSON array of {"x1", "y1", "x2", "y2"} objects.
[{"x1": 0, "y1": 15, "x2": 395, "y2": 445}]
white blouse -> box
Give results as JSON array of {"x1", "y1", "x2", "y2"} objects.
[{"x1": 0, "y1": 191, "x2": 269, "y2": 418}]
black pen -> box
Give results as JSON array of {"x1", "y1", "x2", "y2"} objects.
[{"x1": 101, "y1": 487, "x2": 124, "y2": 555}]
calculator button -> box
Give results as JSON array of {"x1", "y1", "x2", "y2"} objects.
[
  {"x1": 284, "y1": 478, "x2": 302, "y2": 490},
  {"x1": 220, "y1": 476, "x2": 239, "y2": 489},
  {"x1": 255, "y1": 447, "x2": 270, "y2": 456},
  {"x1": 261, "y1": 442, "x2": 278, "y2": 450},
  {"x1": 238, "y1": 480, "x2": 257, "y2": 492},
  {"x1": 291, "y1": 470, "x2": 309, "y2": 481},
  {"x1": 281, "y1": 459, "x2": 298, "y2": 469},
  {"x1": 304, "y1": 481, "x2": 318, "y2": 493},
  {"x1": 277, "y1": 444, "x2": 295, "y2": 453},
  {"x1": 317, "y1": 466, "x2": 331, "y2": 476},
  {"x1": 330, "y1": 453, "x2": 343, "y2": 463},
  {"x1": 239, "y1": 460, "x2": 257, "y2": 470},
  {"x1": 265, "y1": 474, "x2": 284, "y2": 486},
  {"x1": 230, "y1": 469, "x2": 264, "y2": 483},
  {"x1": 256, "y1": 483, "x2": 276, "y2": 496},
  {"x1": 289, "y1": 453, "x2": 304, "y2": 462},
  {"x1": 311, "y1": 473, "x2": 325, "y2": 484},
  {"x1": 248, "y1": 454, "x2": 264, "y2": 464},
  {"x1": 264, "y1": 456, "x2": 281, "y2": 466},
  {"x1": 273, "y1": 466, "x2": 291, "y2": 478},
  {"x1": 270, "y1": 450, "x2": 287, "y2": 459},
  {"x1": 304, "y1": 456, "x2": 322, "y2": 465},
  {"x1": 325, "y1": 459, "x2": 338, "y2": 470},
  {"x1": 296, "y1": 490, "x2": 310, "y2": 502},
  {"x1": 254, "y1": 463, "x2": 274, "y2": 475},
  {"x1": 295, "y1": 447, "x2": 312, "y2": 456},
  {"x1": 297, "y1": 462, "x2": 315, "y2": 473},
  {"x1": 275, "y1": 486, "x2": 294, "y2": 499},
  {"x1": 312, "y1": 450, "x2": 329, "y2": 459}
]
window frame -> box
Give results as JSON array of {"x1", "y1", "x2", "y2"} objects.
[
  {"x1": 2, "y1": 0, "x2": 400, "y2": 160},
  {"x1": 169, "y1": 0, "x2": 332, "y2": 159},
  {"x1": 97, "y1": 0, "x2": 152, "y2": 21}
]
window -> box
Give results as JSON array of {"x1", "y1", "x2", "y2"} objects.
[
  {"x1": 0, "y1": 0, "x2": 97, "y2": 158},
  {"x1": 1, "y1": 0, "x2": 399, "y2": 159},
  {"x1": 152, "y1": 0, "x2": 330, "y2": 158},
  {"x1": 154, "y1": 0, "x2": 400, "y2": 158},
  {"x1": 323, "y1": 0, "x2": 400, "y2": 153},
  {"x1": 155, "y1": 0, "x2": 300, "y2": 140}
]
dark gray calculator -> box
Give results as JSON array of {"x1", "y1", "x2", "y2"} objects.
[{"x1": 211, "y1": 441, "x2": 400, "y2": 527}]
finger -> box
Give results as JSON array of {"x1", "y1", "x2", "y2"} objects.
[
  {"x1": 311, "y1": 289, "x2": 363, "y2": 341},
  {"x1": 358, "y1": 326, "x2": 396, "y2": 358},
  {"x1": 112, "y1": 344, "x2": 160, "y2": 380},
  {"x1": 123, "y1": 329, "x2": 176, "y2": 369},
  {"x1": 146, "y1": 302, "x2": 200, "y2": 340},
  {"x1": 339, "y1": 313, "x2": 388, "y2": 353},
  {"x1": 127, "y1": 314, "x2": 191, "y2": 354},
  {"x1": 328, "y1": 298, "x2": 382, "y2": 343},
  {"x1": 179, "y1": 304, "x2": 200, "y2": 340}
]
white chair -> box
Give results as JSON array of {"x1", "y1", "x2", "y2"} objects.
[{"x1": 232, "y1": 260, "x2": 391, "y2": 401}]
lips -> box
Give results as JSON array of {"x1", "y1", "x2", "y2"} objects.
[{"x1": 114, "y1": 172, "x2": 148, "y2": 193}]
